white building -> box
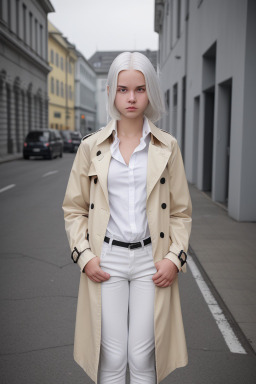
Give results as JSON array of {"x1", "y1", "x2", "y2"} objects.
[
  {"x1": 0, "y1": 0, "x2": 54, "y2": 156},
  {"x1": 74, "y1": 50, "x2": 97, "y2": 136},
  {"x1": 154, "y1": 0, "x2": 256, "y2": 221}
]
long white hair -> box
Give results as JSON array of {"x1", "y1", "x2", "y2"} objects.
[{"x1": 107, "y1": 52, "x2": 165, "y2": 123}]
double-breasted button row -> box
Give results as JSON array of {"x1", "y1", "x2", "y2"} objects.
[
  {"x1": 96, "y1": 150, "x2": 101, "y2": 156},
  {"x1": 94, "y1": 177, "x2": 98, "y2": 184},
  {"x1": 91, "y1": 203, "x2": 94, "y2": 209},
  {"x1": 160, "y1": 177, "x2": 165, "y2": 184},
  {"x1": 160, "y1": 232, "x2": 164, "y2": 238},
  {"x1": 161, "y1": 203, "x2": 166, "y2": 209}
]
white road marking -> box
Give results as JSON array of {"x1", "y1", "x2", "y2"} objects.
[
  {"x1": 0, "y1": 184, "x2": 16, "y2": 193},
  {"x1": 42, "y1": 170, "x2": 59, "y2": 177},
  {"x1": 188, "y1": 254, "x2": 247, "y2": 354}
]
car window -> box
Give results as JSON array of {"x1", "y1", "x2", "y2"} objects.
[
  {"x1": 71, "y1": 132, "x2": 82, "y2": 139},
  {"x1": 26, "y1": 131, "x2": 50, "y2": 142}
]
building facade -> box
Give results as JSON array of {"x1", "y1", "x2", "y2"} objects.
[
  {"x1": 0, "y1": 0, "x2": 54, "y2": 156},
  {"x1": 48, "y1": 21, "x2": 77, "y2": 131},
  {"x1": 89, "y1": 50, "x2": 157, "y2": 130},
  {"x1": 74, "y1": 50, "x2": 97, "y2": 136},
  {"x1": 155, "y1": 0, "x2": 256, "y2": 221}
]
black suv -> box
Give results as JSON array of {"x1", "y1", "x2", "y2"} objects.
[
  {"x1": 23, "y1": 129, "x2": 63, "y2": 160},
  {"x1": 60, "y1": 130, "x2": 82, "y2": 153}
]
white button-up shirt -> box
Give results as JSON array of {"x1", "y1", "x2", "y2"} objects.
[{"x1": 105, "y1": 118, "x2": 151, "y2": 242}]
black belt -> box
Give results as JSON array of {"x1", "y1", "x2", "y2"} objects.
[{"x1": 104, "y1": 236, "x2": 151, "y2": 249}]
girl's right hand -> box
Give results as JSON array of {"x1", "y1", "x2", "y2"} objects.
[{"x1": 83, "y1": 257, "x2": 110, "y2": 283}]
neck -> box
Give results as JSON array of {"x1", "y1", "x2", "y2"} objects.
[{"x1": 117, "y1": 116, "x2": 144, "y2": 138}]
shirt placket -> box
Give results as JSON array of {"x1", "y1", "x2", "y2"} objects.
[{"x1": 128, "y1": 153, "x2": 137, "y2": 237}]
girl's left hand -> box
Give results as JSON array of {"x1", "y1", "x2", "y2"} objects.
[{"x1": 152, "y1": 259, "x2": 179, "y2": 287}]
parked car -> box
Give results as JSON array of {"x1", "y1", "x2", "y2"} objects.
[
  {"x1": 60, "y1": 130, "x2": 82, "y2": 153},
  {"x1": 23, "y1": 129, "x2": 63, "y2": 160}
]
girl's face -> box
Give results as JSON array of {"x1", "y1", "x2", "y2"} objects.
[{"x1": 114, "y1": 70, "x2": 149, "y2": 120}]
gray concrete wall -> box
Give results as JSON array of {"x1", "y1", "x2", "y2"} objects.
[{"x1": 156, "y1": 0, "x2": 255, "y2": 221}]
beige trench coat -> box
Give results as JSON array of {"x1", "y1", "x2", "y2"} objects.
[{"x1": 62, "y1": 118, "x2": 192, "y2": 383}]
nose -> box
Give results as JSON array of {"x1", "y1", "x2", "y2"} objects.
[{"x1": 128, "y1": 91, "x2": 136, "y2": 103}]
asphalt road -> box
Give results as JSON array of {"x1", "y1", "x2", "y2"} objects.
[{"x1": 0, "y1": 154, "x2": 255, "y2": 384}]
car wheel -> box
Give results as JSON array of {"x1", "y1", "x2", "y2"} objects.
[
  {"x1": 23, "y1": 155, "x2": 29, "y2": 160},
  {"x1": 48, "y1": 151, "x2": 53, "y2": 160}
]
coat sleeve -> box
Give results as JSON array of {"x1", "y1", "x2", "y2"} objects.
[
  {"x1": 62, "y1": 141, "x2": 97, "y2": 273},
  {"x1": 164, "y1": 139, "x2": 192, "y2": 273}
]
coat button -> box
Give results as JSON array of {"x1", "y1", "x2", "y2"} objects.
[
  {"x1": 160, "y1": 177, "x2": 165, "y2": 184},
  {"x1": 161, "y1": 203, "x2": 167, "y2": 209},
  {"x1": 94, "y1": 177, "x2": 98, "y2": 184},
  {"x1": 91, "y1": 203, "x2": 94, "y2": 209},
  {"x1": 96, "y1": 150, "x2": 101, "y2": 156},
  {"x1": 160, "y1": 232, "x2": 164, "y2": 238}
]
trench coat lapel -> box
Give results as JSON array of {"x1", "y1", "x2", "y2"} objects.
[{"x1": 91, "y1": 118, "x2": 172, "y2": 206}]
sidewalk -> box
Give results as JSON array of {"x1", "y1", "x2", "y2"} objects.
[
  {"x1": 188, "y1": 184, "x2": 256, "y2": 352},
  {"x1": 0, "y1": 153, "x2": 22, "y2": 164}
]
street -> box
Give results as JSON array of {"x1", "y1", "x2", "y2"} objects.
[{"x1": 0, "y1": 155, "x2": 255, "y2": 384}]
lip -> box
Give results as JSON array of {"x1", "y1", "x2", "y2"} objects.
[{"x1": 126, "y1": 107, "x2": 137, "y2": 110}]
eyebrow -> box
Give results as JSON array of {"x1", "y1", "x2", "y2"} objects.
[{"x1": 117, "y1": 85, "x2": 146, "y2": 88}]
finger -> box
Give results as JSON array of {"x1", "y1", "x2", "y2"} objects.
[
  {"x1": 155, "y1": 279, "x2": 169, "y2": 287},
  {"x1": 88, "y1": 275, "x2": 102, "y2": 283},
  {"x1": 152, "y1": 270, "x2": 162, "y2": 280},
  {"x1": 153, "y1": 275, "x2": 165, "y2": 284},
  {"x1": 96, "y1": 268, "x2": 110, "y2": 280}
]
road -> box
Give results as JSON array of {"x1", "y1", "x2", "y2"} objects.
[{"x1": 0, "y1": 154, "x2": 255, "y2": 384}]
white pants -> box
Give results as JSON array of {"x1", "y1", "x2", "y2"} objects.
[{"x1": 98, "y1": 235, "x2": 157, "y2": 384}]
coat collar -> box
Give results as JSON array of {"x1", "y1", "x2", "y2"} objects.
[
  {"x1": 92, "y1": 117, "x2": 172, "y2": 206},
  {"x1": 96, "y1": 117, "x2": 168, "y2": 147}
]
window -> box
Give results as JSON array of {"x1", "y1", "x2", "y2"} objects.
[
  {"x1": 16, "y1": 0, "x2": 20, "y2": 37},
  {"x1": 29, "y1": 12, "x2": 32, "y2": 47},
  {"x1": 40, "y1": 24, "x2": 43, "y2": 56},
  {"x1": 56, "y1": 52, "x2": 59, "y2": 67},
  {"x1": 69, "y1": 61, "x2": 72, "y2": 74},
  {"x1": 35, "y1": 18, "x2": 38, "y2": 53},
  {"x1": 22, "y1": 4, "x2": 26, "y2": 43},
  {"x1": 54, "y1": 112, "x2": 61, "y2": 118},
  {"x1": 60, "y1": 57, "x2": 64, "y2": 70},
  {"x1": 56, "y1": 79, "x2": 59, "y2": 96},
  {"x1": 50, "y1": 49, "x2": 54, "y2": 64},
  {"x1": 176, "y1": 0, "x2": 181, "y2": 39},
  {"x1": 69, "y1": 85, "x2": 72, "y2": 100},
  {"x1": 60, "y1": 82, "x2": 64, "y2": 98},
  {"x1": 8, "y1": 0, "x2": 11, "y2": 28},
  {"x1": 51, "y1": 77, "x2": 54, "y2": 93}
]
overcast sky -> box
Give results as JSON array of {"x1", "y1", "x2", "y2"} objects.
[{"x1": 48, "y1": 0, "x2": 159, "y2": 60}]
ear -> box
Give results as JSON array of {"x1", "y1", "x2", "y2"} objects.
[{"x1": 107, "y1": 85, "x2": 109, "y2": 96}]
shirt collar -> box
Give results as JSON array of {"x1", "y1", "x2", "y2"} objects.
[{"x1": 112, "y1": 117, "x2": 151, "y2": 144}]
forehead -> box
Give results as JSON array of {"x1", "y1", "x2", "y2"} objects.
[{"x1": 117, "y1": 70, "x2": 145, "y2": 84}]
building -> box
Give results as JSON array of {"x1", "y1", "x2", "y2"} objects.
[
  {"x1": 75, "y1": 50, "x2": 97, "y2": 136},
  {"x1": 48, "y1": 21, "x2": 77, "y2": 131},
  {"x1": 0, "y1": 0, "x2": 54, "y2": 156},
  {"x1": 154, "y1": 0, "x2": 256, "y2": 221},
  {"x1": 89, "y1": 50, "x2": 157, "y2": 130}
]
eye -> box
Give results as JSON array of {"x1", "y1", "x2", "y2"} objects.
[
  {"x1": 117, "y1": 87, "x2": 127, "y2": 93},
  {"x1": 137, "y1": 87, "x2": 146, "y2": 92}
]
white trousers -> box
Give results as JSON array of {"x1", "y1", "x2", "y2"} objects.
[{"x1": 98, "y1": 236, "x2": 157, "y2": 384}]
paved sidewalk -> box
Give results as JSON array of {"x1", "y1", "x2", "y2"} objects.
[
  {"x1": 0, "y1": 153, "x2": 22, "y2": 164},
  {"x1": 188, "y1": 184, "x2": 256, "y2": 352}
]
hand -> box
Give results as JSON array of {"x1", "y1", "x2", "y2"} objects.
[
  {"x1": 83, "y1": 257, "x2": 110, "y2": 283},
  {"x1": 152, "y1": 259, "x2": 178, "y2": 288}
]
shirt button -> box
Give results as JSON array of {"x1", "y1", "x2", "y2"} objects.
[
  {"x1": 161, "y1": 203, "x2": 167, "y2": 209},
  {"x1": 94, "y1": 177, "x2": 98, "y2": 184},
  {"x1": 96, "y1": 150, "x2": 101, "y2": 156},
  {"x1": 160, "y1": 232, "x2": 164, "y2": 238},
  {"x1": 160, "y1": 177, "x2": 165, "y2": 184},
  {"x1": 91, "y1": 203, "x2": 94, "y2": 209}
]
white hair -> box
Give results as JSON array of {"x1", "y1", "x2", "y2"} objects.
[{"x1": 106, "y1": 52, "x2": 165, "y2": 123}]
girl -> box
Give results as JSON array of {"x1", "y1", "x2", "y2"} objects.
[{"x1": 62, "y1": 52, "x2": 192, "y2": 384}]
